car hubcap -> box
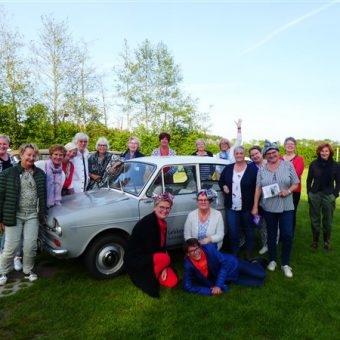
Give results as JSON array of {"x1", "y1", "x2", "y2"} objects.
[{"x1": 97, "y1": 245, "x2": 124, "y2": 275}]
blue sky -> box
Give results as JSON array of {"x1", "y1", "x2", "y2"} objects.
[{"x1": 1, "y1": 0, "x2": 340, "y2": 143}]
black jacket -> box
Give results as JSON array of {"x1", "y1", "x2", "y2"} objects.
[
  {"x1": 218, "y1": 163, "x2": 258, "y2": 211},
  {"x1": 0, "y1": 163, "x2": 47, "y2": 226},
  {"x1": 124, "y1": 212, "x2": 167, "y2": 298}
]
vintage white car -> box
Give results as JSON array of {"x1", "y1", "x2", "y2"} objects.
[{"x1": 39, "y1": 156, "x2": 229, "y2": 279}]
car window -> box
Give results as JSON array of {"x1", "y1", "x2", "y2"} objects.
[
  {"x1": 109, "y1": 161, "x2": 156, "y2": 196},
  {"x1": 200, "y1": 163, "x2": 226, "y2": 191},
  {"x1": 147, "y1": 164, "x2": 197, "y2": 197}
]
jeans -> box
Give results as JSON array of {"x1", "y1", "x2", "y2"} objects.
[
  {"x1": 0, "y1": 212, "x2": 39, "y2": 275},
  {"x1": 308, "y1": 192, "x2": 335, "y2": 244},
  {"x1": 226, "y1": 209, "x2": 255, "y2": 255},
  {"x1": 0, "y1": 231, "x2": 23, "y2": 257},
  {"x1": 235, "y1": 260, "x2": 266, "y2": 287},
  {"x1": 263, "y1": 210, "x2": 294, "y2": 266}
]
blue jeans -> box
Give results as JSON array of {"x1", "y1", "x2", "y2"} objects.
[
  {"x1": 0, "y1": 212, "x2": 39, "y2": 275},
  {"x1": 235, "y1": 260, "x2": 266, "y2": 287},
  {"x1": 263, "y1": 210, "x2": 294, "y2": 266},
  {"x1": 226, "y1": 209, "x2": 255, "y2": 254}
]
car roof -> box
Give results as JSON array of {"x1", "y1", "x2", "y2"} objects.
[{"x1": 126, "y1": 155, "x2": 230, "y2": 166}]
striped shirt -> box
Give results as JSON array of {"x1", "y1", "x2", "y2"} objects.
[{"x1": 256, "y1": 160, "x2": 299, "y2": 213}]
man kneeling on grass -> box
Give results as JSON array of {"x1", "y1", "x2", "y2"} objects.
[{"x1": 183, "y1": 238, "x2": 266, "y2": 296}]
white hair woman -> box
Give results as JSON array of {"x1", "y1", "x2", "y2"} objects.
[
  {"x1": 122, "y1": 136, "x2": 144, "y2": 160},
  {"x1": 192, "y1": 138, "x2": 214, "y2": 181},
  {"x1": 71, "y1": 132, "x2": 90, "y2": 192},
  {"x1": 87, "y1": 137, "x2": 114, "y2": 190}
]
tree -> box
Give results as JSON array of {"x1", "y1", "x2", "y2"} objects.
[
  {"x1": 114, "y1": 39, "x2": 202, "y2": 134},
  {"x1": 0, "y1": 9, "x2": 32, "y2": 144},
  {"x1": 30, "y1": 15, "x2": 78, "y2": 137}
]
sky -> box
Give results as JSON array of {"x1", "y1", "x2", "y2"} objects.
[{"x1": 1, "y1": 0, "x2": 340, "y2": 143}]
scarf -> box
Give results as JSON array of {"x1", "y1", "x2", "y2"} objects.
[{"x1": 45, "y1": 159, "x2": 63, "y2": 208}]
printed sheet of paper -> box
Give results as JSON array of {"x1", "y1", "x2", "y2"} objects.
[{"x1": 262, "y1": 183, "x2": 280, "y2": 199}]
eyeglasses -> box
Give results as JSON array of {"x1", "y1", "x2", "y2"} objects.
[
  {"x1": 98, "y1": 144, "x2": 107, "y2": 147},
  {"x1": 266, "y1": 151, "x2": 278, "y2": 156},
  {"x1": 158, "y1": 206, "x2": 171, "y2": 211},
  {"x1": 197, "y1": 199, "x2": 209, "y2": 203},
  {"x1": 79, "y1": 140, "x2": 88, "y2": 143},
  {"x1": 188, "y1": 247, "x2": 200, "y2": 255}
]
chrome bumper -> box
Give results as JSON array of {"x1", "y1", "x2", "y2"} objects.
[{"x1": 38, "y1": 237, "x2": 69, "y2": 258}]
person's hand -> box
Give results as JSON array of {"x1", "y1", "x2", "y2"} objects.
[
  {"x1": 200, "y1": 237, "x2": 211, "y2": 245},
  {"x1": 235, "y1": 119, "x2": 242, "y2": 129},
  {"x1": 223, "y1": 185, "x2": 229, "y2": 194},
  {"x1": 160, "y1": 268, "x2": 168, "y2": 281},
  {"x1": 0, "y1": 223, "x2": 4, "y2": 232},
  {"x1": 211, "y1": 286, "x2": 222, "y2": 295},
  {"x1": 91, "y1": 174, "x2": 101, "y2": 181},
  {"x1": 279, "y1": 189, "x2": 291, "y2": 198},
  {"x1": 251, "y1": 206, "x2": 258, "y2": 217}
]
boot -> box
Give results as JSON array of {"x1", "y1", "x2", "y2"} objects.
[{"x1": 310, "y1": 232, "x2": 319, "y2": 252}]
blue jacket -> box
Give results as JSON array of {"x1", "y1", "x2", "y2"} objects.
[{"x1": 183, "y1": 244, "x2": 239, "y2": 295}]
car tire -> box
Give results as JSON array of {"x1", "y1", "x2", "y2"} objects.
[{"x1": 84, "y1": 234, "x2": 127, "y2": 279}]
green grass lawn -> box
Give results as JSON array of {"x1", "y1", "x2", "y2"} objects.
[{"x1": 1, "y1": 172, "x2": 340, "y2": 340}]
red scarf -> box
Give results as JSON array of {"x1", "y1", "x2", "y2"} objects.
[
  {"x1": 190, "y1": 250, "x2": 208, "y2": 277},
  {"x1": 157, "y1": 218, "x2": 167, "y2": 248}
]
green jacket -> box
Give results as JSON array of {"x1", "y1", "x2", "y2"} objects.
[{"x1": 0, "y1": 163, "x2": 47, "y2": 226}]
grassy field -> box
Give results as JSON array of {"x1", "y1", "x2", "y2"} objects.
[{"x1": 1, "y1": 172, "x2": 340, "y2": 340}]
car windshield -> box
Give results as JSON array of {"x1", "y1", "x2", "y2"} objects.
[{"x1": 108, "y1": 161, "x2": 156, "y2": 196}]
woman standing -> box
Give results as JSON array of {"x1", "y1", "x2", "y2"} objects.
[
  {"x1": 252, "y1": 141, "x2": 299, "y2": 278},
  {"x1": 87, "y1": 137, "x2": 113, "y2": 190},
  {"x1": 122, "y1": 136, "x2": 144, "y2": 160},
  {"x1": 0, "y1": 143, "x2": 46, "y2": 285},
  {"x1": 35, "y1": 144, "x2": 66, "y2": 208},
  {"x1": 184, "y1": 189, "x2": 224, "y2": 250},
  {"x1": 219, "y1": 146, "x2": 258, "y2": 259},
  {"x1": 215, "y1": 119, "x2": 242, "y2": 164},
  {"x1": 151, "y1": 132, "x2": 176, "y2": 157},
  {"x1": 72, "y1": 132, "x2": 90, "y2": 193},
  {"x1": 307, "y1": 143, "x2": 340, "y2": 251},
  {"x1": 124, "y1": 193, "x2": 178, "y2": 298},
  {"x1": 0, "y1": 134, "x2": 16, "y2": 173},
  {"x1": 249, "y1": 145, "x2": 268, "y2": 255},
  {"x1": 62, "y1": 142, "x2": 78, "y2": 195},
  {"x1": 192, "y1": 139, "x2": 214, "y2": 181},
  {"x1": 280, "y1": 137, "x2": 305, "y2": 232}
]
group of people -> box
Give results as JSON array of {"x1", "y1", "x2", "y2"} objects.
[{"x1": 0, "y1": 124, "x2": 339, "y2": 294}]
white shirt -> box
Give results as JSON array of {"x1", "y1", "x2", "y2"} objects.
[
  {"x1": 71, "y1": 150, "x2": 90, "y2": 193},
  {"x1": 232, "y1": 168, "x2": 246, "y2": 210}
]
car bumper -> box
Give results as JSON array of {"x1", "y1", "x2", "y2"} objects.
[{"x1": 38, "y1": 232, "x2": 69, "y2": 258}]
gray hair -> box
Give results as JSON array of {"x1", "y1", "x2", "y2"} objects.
[
  {"x1": 219, "y1": 138, "x2": 231, "y2": 149},
  {"x1": 0, "y1": 134, "x2": 10, "y2": 144},
  {"x1": 284, "y1": 137, "x2": 297, "y2": 146},
  {"x1": 96, "y1": 137, "x2": 110, "y2": 150},
  {"x1": 72, "y1": 132, "x2": 89, "y2": 144},
  {"x1": 127, "y1": 136, "x2": 140, "y2": 147},
  {"x1": 195, "y1": 138, "x2": 206, "y2": 148},
  {"x1": 234, "y1": 145, "x2": 246, "y2": 154}
]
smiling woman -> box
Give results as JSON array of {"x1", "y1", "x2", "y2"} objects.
[
  {"x1": 0, "y1": 143, "x2": 47, "y2": 286},
  {"x1": 124, "y1": 192, "x2": 178, "y2": 298},
  {"x1": 35, "y1": 144, "x2": 66, "y2": 208}
]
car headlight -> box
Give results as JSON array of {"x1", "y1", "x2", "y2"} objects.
[{"x1": 53, "y1": 218, "x2": 62, "y2": 236}]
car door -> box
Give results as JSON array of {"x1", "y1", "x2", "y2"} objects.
[{"x1": 139, "y1": 163, "x2": 198, "y2": 247}]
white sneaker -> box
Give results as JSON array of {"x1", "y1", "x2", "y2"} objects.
[
  {"x1": 24, "y1": 272, "x2": 38, "y2": 282},
  {"x1": 258, "y1": 245, "x2": 268, "y2": 255},
  {"x1": 267, "y1": 260, "x2": 277, "y2": 271},
  {"x1": 0, "y1": 274, "x2": 8, "y2": 286},
  {"x1": 14, "y1": 256, "x2": 23, "y2": 271},
  {"x1": 281, "y1": 265, "x2": 293, "y2": 278}
]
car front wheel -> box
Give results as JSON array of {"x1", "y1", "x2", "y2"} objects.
[{"x1": 84, "y1": 234, "x2": 127, "y2": 279}]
